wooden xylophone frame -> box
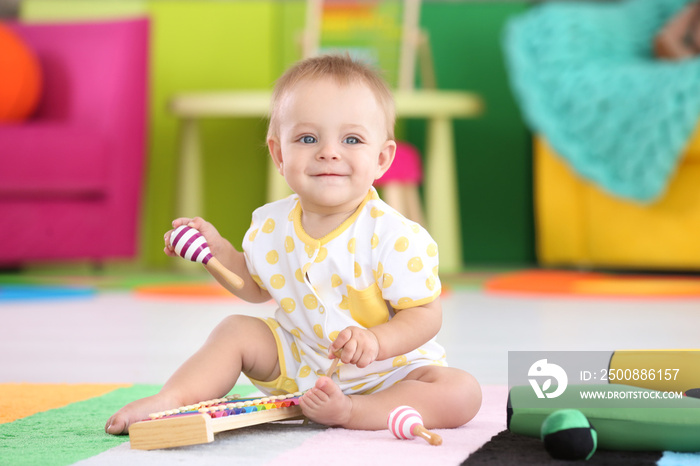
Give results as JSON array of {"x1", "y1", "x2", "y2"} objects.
[{"x1": 129, "y1": 393, "x2": 305, "y2": 450}]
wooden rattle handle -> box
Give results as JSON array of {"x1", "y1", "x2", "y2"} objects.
[
  {"x1": 326, "y1": 349, "x2": 342, "y2": 378},
  {"x1": 412, "y1": 425, "x2": 442, "y2": 446},
  {"x1": 204, "y1": 256, "x2": 244, "y2": 290}
]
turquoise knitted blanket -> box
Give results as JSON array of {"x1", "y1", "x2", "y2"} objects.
[{"x1": 503, "y1": 0, "x2": 700, "y2": 202}]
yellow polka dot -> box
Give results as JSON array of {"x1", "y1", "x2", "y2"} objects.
[
  {"x1": 270, "y1": 274, "x2": 285, "y2": 289},
  {"x1": 426, "y1": 276, "x2": 436, "y2": 291},
  {"x1": 370, "y1": 207, "x2": 385, "y2": 218},
  {"x1": 291, "y1": 328, "x2": 301, "y2": 338},
  {"x1": 331, "y1": 274, "x2": 342, "y2": 287},
  {"x1": 329, "y1": 331, "x2": 339, "y2": 341},
  {"x1": 408, "y1": 257, "x2": 423, "y2": 272},
  {"x1": 305, "y1": 244, "x2": 315, "y2": 258},
  {"x1": 433, "y1": 265, "x2": 439, "y2": 276},
  {"x1": 427, "y1": 243, "x2": 438, "y2": 257},
  {"x1": 383, "y1": 273, "x2": 394, "y2": 288},
  {"x1": 339, "y1": 295, "x2": 349, "y2": 310},
  {"x1": 354, "y1": 262, "x2": 362, "y2": 278},
  {"x1": 266, "y1": 250, "x2": 279, "y2": 265},
  {"x1": 295, "y1": 268, "x2": 305, "y2": 283},
  {"x1": 394, "y1": 236, "x2": 409, "y2": 252},
  {"x1": 371, "y1": 233, "x2": 379, "y2": 249},
  {"x1": 252, "y1": 275, "x2": 264, "y2": 288},
  {"x1": 351, "y1": 382, "x2": 367, "y2": 391},
  {"x1": 398, "y1": 297, "x2": 414, "y2": 306},
  {"x1": 303, "y1": 294, "x2": 318, "y2": 310},
  {"x1": 392, "y1": 355, "x2": 408, "y2": 367},
  {"x1": 313, "y1": 324, "x2": 324, "y2": 339},
  {"x1": 291, "y1": 342, "x2": 301, "y2": 362},
  {"x1": 299, "y1": 366, "x2": 311, "y2": 377},
  {"x1": 302, "y1": 263, "x2": 311, "y2": 275},
  {"x1": 317, "y1": 344, "x2": 328, "y2": 352},
  {"x1": 248, "y1": 228, "x2": 259, "y2": 242},
  {"x1": 411, "y1": 224, "x2": 420, "y2": 233},
  {"x1": 262, "y1": 219, "x2": 275, "y2": 233},
  {"x1": 348, "y1": 238, "x2": 356, "y2": 254},
  {"x1": 315, "y1": 247, "x2": 328, "y2": 263},
  {"x1": 374, "y1": 262, "x2": 384, "y2": 281},
  {"x1": 285, "y1": 236, "x2": 295, "y2": 253},
  {"x1": 418, "y1": 348, "x2": 427, "y2": 355},
  {"x1": 280, "y1": 297, "x2": 296, "y2": 313}
]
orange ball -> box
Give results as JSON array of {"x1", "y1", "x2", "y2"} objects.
[{"x1": 0, "y1": 23, "x2": 42, "y2": 122}]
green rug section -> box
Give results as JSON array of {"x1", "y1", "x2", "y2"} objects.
[{"x1": 0, "y1": 384, "x2": 259, "y2": 466}]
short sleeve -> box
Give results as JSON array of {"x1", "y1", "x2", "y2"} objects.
[
  {"x1": 376, "y1": 221, "x2": 441, "y2": 310},
  {"x1": 242, "y1": 212, "x2": 267, "y2": 291}
]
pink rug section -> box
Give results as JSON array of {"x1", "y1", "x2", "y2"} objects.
[{"x1": 268, "y1": 385, "x2": 507, "y2": 466}]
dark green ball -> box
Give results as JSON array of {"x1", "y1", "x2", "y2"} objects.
[{"x1": 541, "y1": 409, "x2": 597, "y2": 461}]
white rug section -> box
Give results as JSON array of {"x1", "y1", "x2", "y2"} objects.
[{"x1": 76, "y1": 421, "x2": 327, "y2": 466}]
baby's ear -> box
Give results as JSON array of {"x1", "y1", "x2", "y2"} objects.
[
  {"x1": 267, "y1": 137, "x2": 284, "y2": 175},
  {"x1": 375, "y1": 140, "x2": 396, "y2": 179}
]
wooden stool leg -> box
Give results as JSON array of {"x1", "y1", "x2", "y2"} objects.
[{"x1": 404, "y1": 184, "x2": 426, "y2": 227}]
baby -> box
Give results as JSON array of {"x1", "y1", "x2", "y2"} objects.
[{"x1": 106, "y1": 54, "x2": 481, "y2": 434}]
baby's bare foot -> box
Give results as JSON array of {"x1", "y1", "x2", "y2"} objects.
[
  {"x1": 299, "y1": 377, "x2": 352, "y2": 427},
  {"x1": 105, "y1": 393, "x2": 179, "y2": 435}
]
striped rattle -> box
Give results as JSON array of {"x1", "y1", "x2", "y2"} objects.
[
  {"x1": 170, "y1": 225, "x2": 244, "y2": 290},
  {"x1": 388, "y1": 406, "x2": 443, "y2": 446}
]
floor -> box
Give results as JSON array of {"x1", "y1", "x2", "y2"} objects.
[{"x1": 2, "y1": 271, "x2": 699, "y2": 387}]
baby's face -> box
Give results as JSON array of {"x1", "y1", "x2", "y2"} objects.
[{"x1": 269, "y1": 77, "x2": 395, "y2": 216}]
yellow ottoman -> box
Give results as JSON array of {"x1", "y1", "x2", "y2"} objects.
[{"x1": 535, "y1": 129, "x2": 700, "y2": 270}]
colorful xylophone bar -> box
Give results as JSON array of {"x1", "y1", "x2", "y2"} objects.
[{"x1": 129, "y1": 392, "x2": 305, "y2": 450}]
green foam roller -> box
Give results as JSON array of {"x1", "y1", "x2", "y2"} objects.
[{"x1": 508, "y1": 384, "x2": 700, "y2": 452}]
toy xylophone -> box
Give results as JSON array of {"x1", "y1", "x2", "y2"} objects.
[
  {"x1": 170, "y1": 225, "x2": 244, "y2": 290},
  {"x1": 129, "y1": 392, "x2": 304, "y2": 450}
]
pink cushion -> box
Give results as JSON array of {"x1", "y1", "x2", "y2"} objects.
[
  {"x1": 375, "y1": 141, "x2": 423, "y2": 185},
  {"x1": 0, "y1": 124, "x2": 107, "y2": 197}
]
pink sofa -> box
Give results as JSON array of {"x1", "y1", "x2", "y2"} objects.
[{"x1": 0, "y1": 18, "x2": 149, "y2": 266}]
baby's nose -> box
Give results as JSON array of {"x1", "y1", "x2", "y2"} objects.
[{"x1": 318, "y1": 143, "x2": 341, "y2": 160}]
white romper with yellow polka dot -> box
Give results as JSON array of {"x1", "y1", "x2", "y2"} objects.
[{"x1": 242, "y1": 188, "x2": 446, "y2": 396}]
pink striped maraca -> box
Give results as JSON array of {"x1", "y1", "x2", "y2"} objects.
[
  {"x1": 170, "y1": 225, "x2": 244, "y2": 290},
  {"x1": 388, "y1": 406, "x2": 442, "y2": 446}
]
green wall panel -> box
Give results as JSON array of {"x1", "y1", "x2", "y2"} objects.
[{"x1": 413, "y1": 1, "x2": 535, "y2": 266}]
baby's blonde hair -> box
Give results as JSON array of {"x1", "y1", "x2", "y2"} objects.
[{"x1": 267, "y1": 54, "x2": 395, "y2": 141}]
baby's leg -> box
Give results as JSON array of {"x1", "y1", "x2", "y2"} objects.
[
  {"x1": 105, "y1": 315, "x2": 280, "y2": 434},
  {"x1": 300, "y1": 366, "x2": 481, "y2": 430}
]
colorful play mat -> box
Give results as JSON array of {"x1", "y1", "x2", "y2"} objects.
[{"x1": 485, "y1": 269, "x2": 700, "y2": 299}]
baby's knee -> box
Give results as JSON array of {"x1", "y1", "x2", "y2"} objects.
[
  {"x1": 449, "y1": 370, "x2": 482, "y2": 426},
  {"x1": 213, "y1": 314, "x2": 268, "y2": 339}
]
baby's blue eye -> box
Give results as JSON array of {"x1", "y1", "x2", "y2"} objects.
[
  {"x1": 344, "y1": 136, "x2": 360, "y2": 144},
  {"x1": 301, "y1": 135, "x2": 316, "y2": 144}
]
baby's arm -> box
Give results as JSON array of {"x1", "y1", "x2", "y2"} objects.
[
  {"x1": 329, "y1": 298, "x2": 442, "y2": 368},
  {"x1": 165, "y1": 217, "x2": 271, "y2": 303}
]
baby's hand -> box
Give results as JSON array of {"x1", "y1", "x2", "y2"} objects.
[
  {"x1": 163, "y1": 217, "x2": 224, "y2": 257},
  {"x1": 329, "y1": 326, "x2": 379, "y2": 369}
]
